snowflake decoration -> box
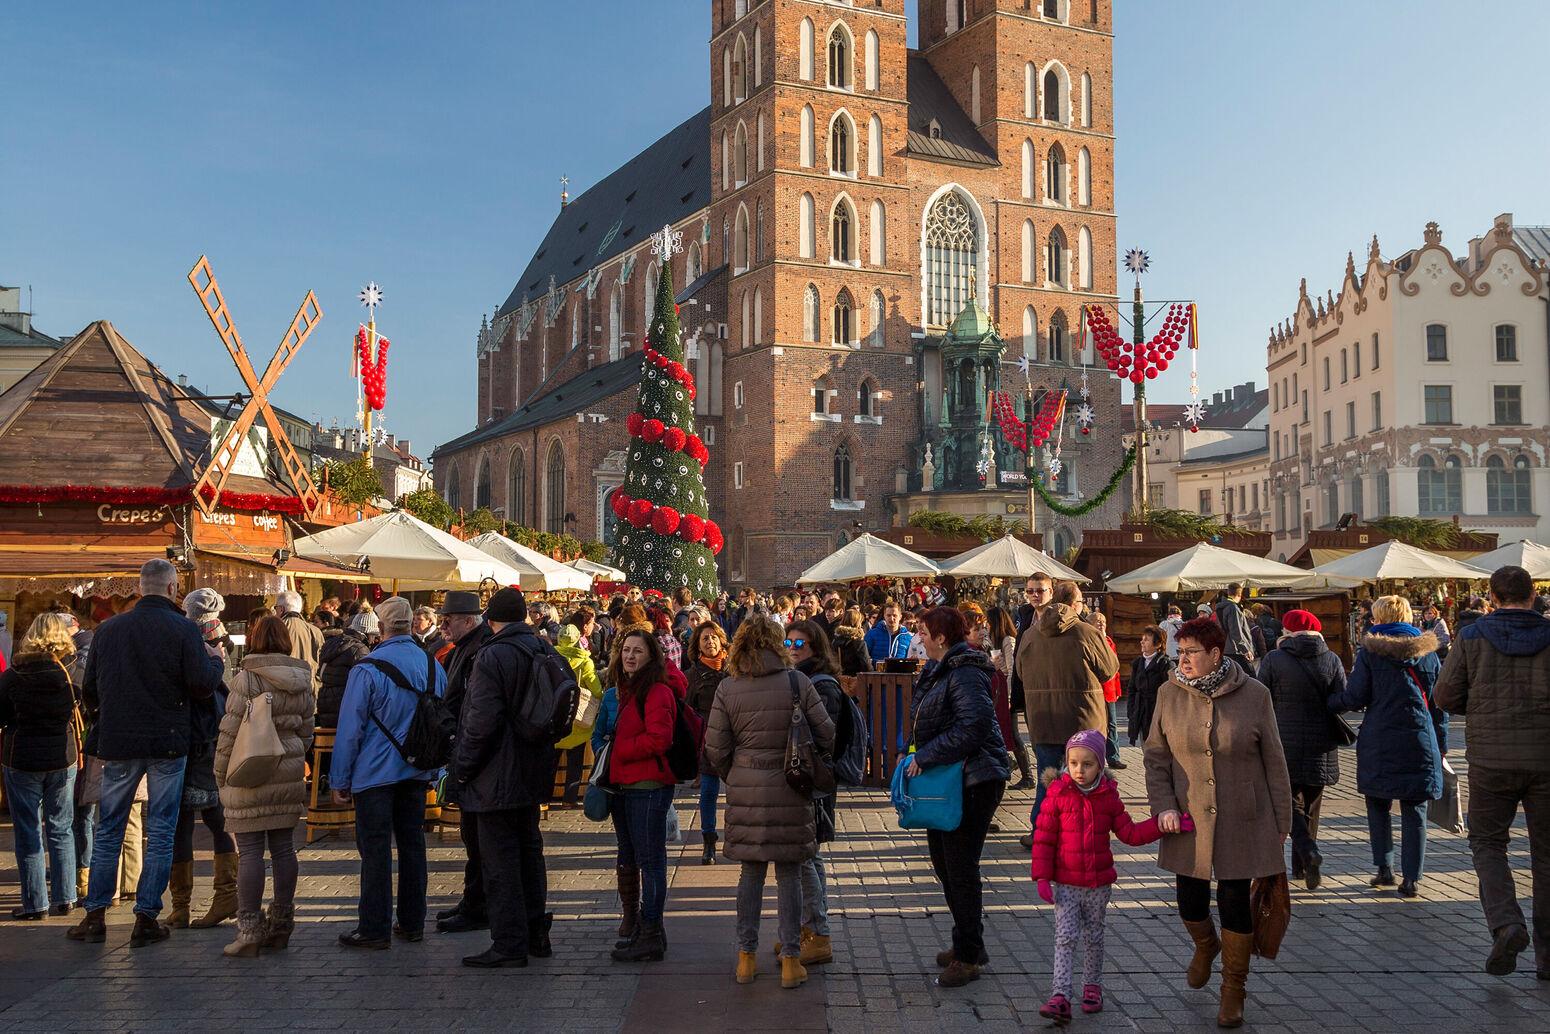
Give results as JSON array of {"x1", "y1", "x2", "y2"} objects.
[
  {"x1": 1048, "y1": 458, "x2": 1063, "y2": 479},
  {"x1": 650, "y1": 224, "x2": 684, "y2": 260},
  {"x1": 1075, "y1": 402, "x2": 1095, "y2": 426},
  {"x1": 1123, "y1": 249, "x2": 1150, "y2": 276},
  {"x1": 1184, "y1": 400, "x2": 1206, "y2": 425},
  {"x1": 1017, "y1": 354, "x2": 1031, "y2": 376},
  {"x1": 371, "y1": 424, "x2": 390, "y2": 447}
]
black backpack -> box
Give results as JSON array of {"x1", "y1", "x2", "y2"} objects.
[
  {"x1": 360, "y1": 652, "x2": 456, "y2": 770},
  {"x1": 829, "y1": 681, "x2": 870, "y2": 787},
  {"x1": 503, "y1": 633, "x2": 582, "y2": 744},
  {"x1": 634, "y1": 689, "x2": 705, "y2": 782}
]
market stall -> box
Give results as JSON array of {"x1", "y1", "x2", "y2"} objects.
[
  {"x1": 291, "y1": 509, "x2": 527, "y2": 591},
  {"x1": 1300, "y1": 540, "x2": 1490, "y2": 590},
  {"x1": 468, "y1": 532, "x2": 594, "y2": 593},
  {"x1": 1456, "y1": 538, "x2": 1550, "y2": 580},
  {"x1": 937, "y1": 533, "x2": 1088, "y2": 582}
]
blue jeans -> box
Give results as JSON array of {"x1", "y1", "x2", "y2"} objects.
[
  {"x1": 1105, "y1": 701, "x2": 1122, "y2": 764},
  {"x1": 699, "y1": 775, "x2": 721, "y2": 836},
  {"x1": 1366, "y1": 796, "x2": 1427, "y2": 881},
  {"x1": 84, "y1": 757, "x2": 186, "y2": 916},
  {"x1": 615, "y1": 785, "x2": 673, "y2": 924},
  {"x1": 1029, "y1": 743, "x2": 1066, "y2": 830},
  {"x1": 353, "y1": 780, "x2": 428, "y2": 940},
  {"x1": 73, "y1": 802, "x2": 95, "y2": 873},
  {"x1": 4, "y1": 766, "x2": 77, "y2": 912}
]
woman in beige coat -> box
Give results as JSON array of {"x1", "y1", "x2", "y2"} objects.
[
  {"x1": 703, "y1": 616, "x2": 835, "y2": 990},
  {"x1": 1144, "y1": 616, "x2": 1291, "y2": 1029},
  {"x1": 214, "y1": 616, "x2": 315, "y2": 958}
]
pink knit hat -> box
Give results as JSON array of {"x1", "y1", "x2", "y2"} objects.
[{"x1": 1065, "y1": 729, "x2": 1107, "y2": 764}]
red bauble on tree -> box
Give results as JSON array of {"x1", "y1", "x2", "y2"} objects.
[
  {"x1": 663, "y1": 427, "x2": 687, "y2": 452},
  {"x1": 651, "y1": 506, "x2": 680, "y2": 536},
  {"x1": 626, "y1": 413, "x2": 644, "y2": 436},
  {"x1": 640, "y1": 419, "x2": 665, "y2": 443},
  {"x1": 679, "y1": 513, "x2": 705, "y2": 543},
  {"x1": 611, "y1": 492, "x2": 633, "y2": 518}
]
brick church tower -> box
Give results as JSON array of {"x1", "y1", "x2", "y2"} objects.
[{"x1": 434, "y1": 1, "x2": 1120, "y2": 584}]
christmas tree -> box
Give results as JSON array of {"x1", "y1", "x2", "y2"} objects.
[{"x1": 609, "y1": 225, "x2": 722, "y2": 597}]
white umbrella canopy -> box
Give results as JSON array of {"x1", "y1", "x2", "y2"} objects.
[
  {"x1": 1462, "y1": 539, "x2": 1550, "y2": 580},
  {"x1": 1105, "y1": 542, "x2": 1315, "y2": 594},
  {"x1": 291, "y1": 510, "x2": 527, "y2": 591},
  {"x1": 568, "y1": 557, "x2": 627, "y2": 581},
  {"x1": 1302, "y1": 539, "x2": 1490, "y2": 589},
  {"x1": 467, "y1": 533, "x2": 594, "y2": 592},
  {"x1": 795, "y1": 533, "x2": 940, "y2": 585},
  {"x1": 937, "y1": 534, "x2": 1089, "y2": 583}
]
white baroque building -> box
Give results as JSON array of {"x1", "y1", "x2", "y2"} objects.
[{"x1": 1266, "y1": 214, "x2": 1550, "y2": 561}]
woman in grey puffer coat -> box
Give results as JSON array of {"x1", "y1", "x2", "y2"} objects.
[{"x1": 703, "y1": 616, "x2": 835, "y2": 990}]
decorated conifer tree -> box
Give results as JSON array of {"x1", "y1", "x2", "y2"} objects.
[{"x1": 608, "y1": 225, "x2": 722, "y2": 597}]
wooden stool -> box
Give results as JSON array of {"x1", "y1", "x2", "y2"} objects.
[{"x1": 306, "y1": 728, "x2": 354, "y2": 843}]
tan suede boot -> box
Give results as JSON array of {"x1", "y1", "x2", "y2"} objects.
[
  {"x1": 222, "y1": 911, "x2": 264, "y2": 958},
  {"x1": 190, "y1": 853, "x2": 238, "y2": 928},
  {"x1": 1183, "y1": 917, "x2": 1221, "y2": 989},
  {"x1": 1217, "y1": 930, "x2": 1253, "y2": 1028},
  {"x1": 166, "y1": 862, "x2": 193, "y2": 928}
]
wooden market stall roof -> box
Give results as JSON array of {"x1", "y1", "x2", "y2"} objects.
[{"x1": 0, "y1": 319, "x2": 299, "y2": 510}]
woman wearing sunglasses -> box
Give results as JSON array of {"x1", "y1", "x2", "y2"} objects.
[{"x1": 685, "y1": 622, "x2": 729, "y2": 866}]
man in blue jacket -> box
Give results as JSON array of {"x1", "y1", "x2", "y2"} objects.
[
  {"x1": 864, "y1": 601, "x2": 912, "y2": 664},
  {"x1": 332, "y1": 596, "x2": 447, "y2": 949},
  {"x1": 67, "y1": 559, "x2": 225, "y2": 948}
]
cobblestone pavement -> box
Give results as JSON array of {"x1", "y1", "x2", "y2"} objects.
[{"x1": 0, "y1": 718, "x2": 1546, "y2": 1032}]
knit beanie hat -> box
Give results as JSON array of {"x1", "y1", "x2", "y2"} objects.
[
  {"x1": 483, "y1": 587, "x2": 528, "y2": 623},
  {"x1": 183, "y1": 587, "x2": 224, "y2": 621},
  {"x1": 1281, "y1": 609, "x2": 1322, "y2": 634},
  {"x1": 348, "y1": 612, "x2": 380, "y2": 636},
  {"x1": 1065, "y1": 729, "x2": 1107, "y2": 765}
]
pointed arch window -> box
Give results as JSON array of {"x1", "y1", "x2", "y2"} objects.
[
  {"x1": 755, "y1": 199, "x2": 764, "y2": 262},
  {"x1": 722, "y1": 216, "x2": 730, "y2": 267},
  {"x1": 1488, "y1": 454, "x2": 1532, "y2": 514},
  {"x1": 1049, "y1": 310, "x2": 1068, "y2": 363},
  {"x1": 544, "y1": 439, "x2": 566, "y2": 534},
  {"x1": 1025, "y1": 62, "x2": 1036, "y2": 118},
  {"x1": 732, "y1": 34, "x2": 748, "y2": 103},
  {"x1": 1022, "y1": 307, "x2": 1038, "y2": 361},
  {"x1": 832, "y1": 198, "x2": 854, "y2": 263},
  {"x1": 813, "y1": 374, "x2": 833, "y2": 414},
  {"x1": 643, "y1": 260, "x2": 657, "y2": 331},
  {"x1": 720, "y1": 131, "x2": 729, "y2": 191},
  {"x1": 833, "y1": 288, "x2": 854, "y2": 346},
  {"x1": 799, "y1": 192, "x2": 815, "y2": 258},
  {"x1": 827, "y1": 23, "x2": 852, "y2": 89},
  {"x1": 800, "y1": 105, "x2": 815, "y2": 168},
  {"x1": 864, "y1": 29, "x2": 879, "y2": 90},
  {"x1": 946, "y1": 0, "x2": 963, "y2": 34},
  {"x1": 740, "y1": 292, "x2": 751, "y2": 349},
  {"x1": 733, "y1": 205, "x2": 750, "y2": 273},
  {"x1": 1078, "y1": 227, "x2": 1093, "y2": 290},
  {"x1": 858, "y1": 377, "x2": 877, "y2": 417},
  {"x1": 869, "y1": 289, "x2": 885, "y2": 347},
  {"x1": 445, "y1": 465, "x2": 461, "y2": 510},
  {"x1": 803, "y1": 285, "x2": 821, "y2": 343},
  {"x1": 829, "y1": 111, "x2": 854, "y2": 174},
  {"x1": 867, "y1": 114, "x2": 882, "y2": 176},
  {"x1": 833, "y1": 443, "x2": 853, "y2": 500},
  {"x1": 722, "y1": 47, "x2": 732, "y2": 108},
  {"x1": 757, "y1": 111, "x2": 765, "y2": 170},
  {"x1": 753, "y1": 289, "x2": 763, "y2": 345},
  {"x1": 1043, "y1": 67, "x2": 1064, "y2": 121},
  {"x1": 1021, "y1": 219, "x2": 1035, "y2": 281},
  {"x1": 475, "y1": 457, "x2": 492, "y2": 510},
  {"x1": 1021, "y1": 139, "x2": 1035, "y2": 198},
  {"x1": 970, "y1": 65, "x2": 981, "y2": 123},
  {"x1": 1047, "y1": 226, "x2": 1068, "y2": 287},
  {"x1": 686, "y1": 241, "x2": 701, "y2": 282},
  {"x1": 1046, "y1": 143, "x2": 1066, "y2": 204},
  {"x1": 869, "y1": 200, "x2": 885, "y2": 265},
  {"x1": 507, "y1": 448, "x2": 526, "y2": 526},
  {"x1": 923, "y1": 189, "x2": 979, "y2": 327},
  {"x1": 734, "y1": 122, "x2": 748, "y2": 184},
  {"x1": 609, "y1": 285, "x2": 622, "y2": 361},
  {"x1": 1078, "y1": 148, "x2": 1092, "y2": 206},
  {"x1": 1081, "y1": 72, "x2": 1092, "y2": 126},
  {"x1": 754, "y1": 26, "x2": 762, "y2": 86},
  {"x1": 799, "y1": 18, "x2": 814, "y2": 81}
]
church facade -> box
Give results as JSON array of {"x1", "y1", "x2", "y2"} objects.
[{"x1": 432, "y1": 0, "x2": 1122, "y2": 585}]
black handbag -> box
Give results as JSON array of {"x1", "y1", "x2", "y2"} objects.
[{"x1": 784, "y1": 671, "x2": 835, "y2": 797}]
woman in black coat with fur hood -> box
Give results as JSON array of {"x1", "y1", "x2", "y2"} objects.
[{"x1": 1254, "y1": 609, "x2": 1347, "y2": 890}]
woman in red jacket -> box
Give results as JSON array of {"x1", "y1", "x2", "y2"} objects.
[
  {"x1": 1089, "y1": 612, "x2": 1126, "y2": 770},
  {"x1": 1030, "y1": 730, "x2": 1187, "y2": 1022},
  {"x1": 605, "y1": 629, "x2": 679, "y2": 963}
]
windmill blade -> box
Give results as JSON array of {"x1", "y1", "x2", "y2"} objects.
[
  {"x1": 191, "y1": 399, "x2": 263, "y2": 516},
  {"x1": 255, "y1": 291, "x2": 321, "y2": 393},
  {"x1": 258, "y1": 399, "x2": 322, "y2": 518},
  {"x1": 187, "y1": 256, "x2": 261, "y2": 387}
]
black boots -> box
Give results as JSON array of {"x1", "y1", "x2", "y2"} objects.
[
  {"x1": 702, "y1": 831, "x2": 718, "y2": 865},
  {"x1": 529, "y1": 912, "x2": 554, "y2": 958},
  {"x1": 611, "y1": 921, "x2": 666, "y2": 962},
  {"x1": 615, "y1": 865, "x2": 641, "y2": 949}
]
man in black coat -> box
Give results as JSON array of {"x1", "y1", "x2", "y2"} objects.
[
  {"x1": 448, "y1": 588, "x2": 557, "y2": 968},
  {"x1": 68, "y1": 559, "x2": 224, "y2": 947},
  {"x1": 436, "y1": 591, "x2": 495, "y2": 934},
  {"x1": 1214, "y1": 582, "x2": 1256, "y2": 673}
]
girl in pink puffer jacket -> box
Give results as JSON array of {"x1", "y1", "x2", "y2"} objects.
[{"x1": 1030, "y1": 729, "x2": 1191, "y2": 1023}]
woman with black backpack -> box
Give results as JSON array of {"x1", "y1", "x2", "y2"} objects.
[{"x1": 785, "y1": 620, "x2": 849, "y2": 969}]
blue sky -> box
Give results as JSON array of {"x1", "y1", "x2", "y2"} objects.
[{"x1": 6, "y1": 1, "x2": 1548, "y2": 459}]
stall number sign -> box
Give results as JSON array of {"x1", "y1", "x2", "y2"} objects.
[
  {"x1": 197, "y1": 510, "x2": 281, "y2": 531},
  {"x1": 97, "y1": 505, "x2": 168, "y2": 525}
]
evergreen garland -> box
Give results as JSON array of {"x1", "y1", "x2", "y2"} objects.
[{"x1": 1033, "y1": 445, "x2": 1136, "y2": 517}]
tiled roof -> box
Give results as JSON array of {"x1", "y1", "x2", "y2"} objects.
[
  {"x1": 906, "y1": 53, "x2": 997, "y2": 167},
  {"x1": 432, "y1": 352, "x2": 646, "y2": 459},
  {"x1": 1122, "y1": 387, "x2": 1268, "y2": 432},
  {"x1": 498, "y1": 108, "x2": 713, "y2": 318},
  {"x1": 0, "y1": 322, "x2": 62, "y2": 349},
  {"x1": 1512, "y1": 225, "x2": 1550, "y2": 266}
]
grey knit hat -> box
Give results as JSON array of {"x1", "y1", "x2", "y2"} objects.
[{"x1": 182, "y1": 587, "x2": 225, "y2": 621}]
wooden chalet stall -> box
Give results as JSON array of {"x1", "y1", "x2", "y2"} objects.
[{"x1": 0, "y1": 321, "x2": 304, "y2": 633}]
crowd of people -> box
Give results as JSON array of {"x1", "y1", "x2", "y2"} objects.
[{"x1": 1, "y1": 561, "x2": 1547, "y2": 1027}]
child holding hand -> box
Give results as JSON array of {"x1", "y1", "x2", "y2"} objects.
[{"x1": 1030, "y1": 729, "x2": 1193, "y2": 1023}]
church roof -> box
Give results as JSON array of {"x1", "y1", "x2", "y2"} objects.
[
  {"x1": 0, "y1": 319, "x2": 292, "y2": 499},
  {"x1": 432, "y1": 352, "x2": 646, "y2": 459},
  {"x1": 945, "y1": 296, "x2": 997, "y2": 346},
  {"x1": 905, "y1": 53, "x2": 998, "y2": 167},
  {"x1": 498, "y1": 107, "x2": 713, "y2": 318}
]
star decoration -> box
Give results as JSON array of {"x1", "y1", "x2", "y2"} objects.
[
  {"x1": 1048, "y1": 458, "x2": 1063, "y2": 478},
  {"x1": 1075, "y1": 402, "x2": 1095, "y2": 426},
  {"x1": 1017, "y1": 354, "x2": 1032, "y2": 376},
  {"x1": 359, "y1": 282, "x2": 384, "y2": 309},
  {"x1": 1184, "y1": 400, "x2": 1206, "y2": 425},
  {"x1": 1123, "y1": 249, "x2": 1150, "y2": 276}
]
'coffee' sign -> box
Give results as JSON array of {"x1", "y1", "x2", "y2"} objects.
[
  {"x1": 196, "y1": 510, "x2": 281, "y2": 530},
  {"x1": 98, "y1": 505, "x2": 168, "y2": 525}
]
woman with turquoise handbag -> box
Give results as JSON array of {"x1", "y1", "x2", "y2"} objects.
[{"x1": 905, "y1": 606, "x2": 1011, "y2": 989}]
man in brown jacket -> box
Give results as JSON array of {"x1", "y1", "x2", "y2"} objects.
[
  {"x1": 1015, "y1": 582, "x2": 1118, "y2": 843},
  {"x1": 276, "y1": 590, "x2": 324, "y2": 686},
  {"x1": 1435, "y1": 564, "x2": 1550, "y2": 980}
]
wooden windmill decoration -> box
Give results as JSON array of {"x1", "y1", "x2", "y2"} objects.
[{"x1": 186, "y1": 255, "x2": 323, "y2": 520}]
